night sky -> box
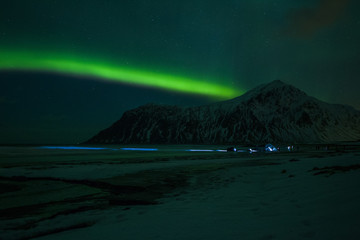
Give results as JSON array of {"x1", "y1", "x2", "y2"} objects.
[{"x1": 1, "y1": 0, "x2": 359, "y2": 144}]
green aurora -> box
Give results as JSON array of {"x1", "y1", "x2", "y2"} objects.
[{"x1": 0, "y1": 50, "x2": 243, "y2": 99}]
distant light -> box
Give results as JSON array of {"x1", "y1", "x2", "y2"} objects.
[
  {"x1": 121, "y1": 148, "x2": 158, "y2": 151},
  {"x1": 249, "y1": 148, "x2": 258, "y2": 153},
  {"x1": 216, "y1": 150, "x2": 227, "y2": 152}
]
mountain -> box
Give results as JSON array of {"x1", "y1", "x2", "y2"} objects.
[{"x1": 86, "y1": 80, "x2": 360, "y2": 144}]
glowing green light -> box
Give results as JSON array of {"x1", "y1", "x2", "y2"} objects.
[{"x1": 0, "y1": 50, "x2": 243, "y2": 99}]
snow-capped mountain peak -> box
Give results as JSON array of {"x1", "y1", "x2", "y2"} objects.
[{"x1": 87, "y1": 80, "x2": 360, "y2": 144}]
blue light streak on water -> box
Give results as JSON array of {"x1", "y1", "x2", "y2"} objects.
[
  {"x1": 186, "y1": 149, "x2": 215, "y2": 152},
  {"x1": 39, "y1": 146, "x2": 108, "y2": 150},
  {"x1": 121, "y1": 148, "x2": 158, "y2": 151},
  {"x1": 37, "y1": 146, "x2": 271, "y2": 154},
  {"x1": 236, "y1": 150, "x2": 247, "y2": 153},
  {"x1": 38, "y1": 146, "x2": 159, "y2": 151}
]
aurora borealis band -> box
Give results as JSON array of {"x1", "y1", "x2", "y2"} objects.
[{"x1": 0, "y1": 50, "x2": 242, "y2": 99}]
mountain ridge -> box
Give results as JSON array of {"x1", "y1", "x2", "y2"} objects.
[{"x1": 86, "y1": 80, "x2": 360, "y2": 144}]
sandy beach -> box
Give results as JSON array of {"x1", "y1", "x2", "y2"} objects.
[{"x1": 1, "y1": 145, "x2": 360, "y2": 240}]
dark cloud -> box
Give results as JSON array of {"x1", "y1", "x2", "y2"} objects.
[{"x1": 284, "y1": 0, "x2": 350, "y2": 38}]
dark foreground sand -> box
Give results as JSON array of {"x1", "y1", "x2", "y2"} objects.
[{"x1": 1, "y1": 145, "x2": 360, "y2": 240}]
